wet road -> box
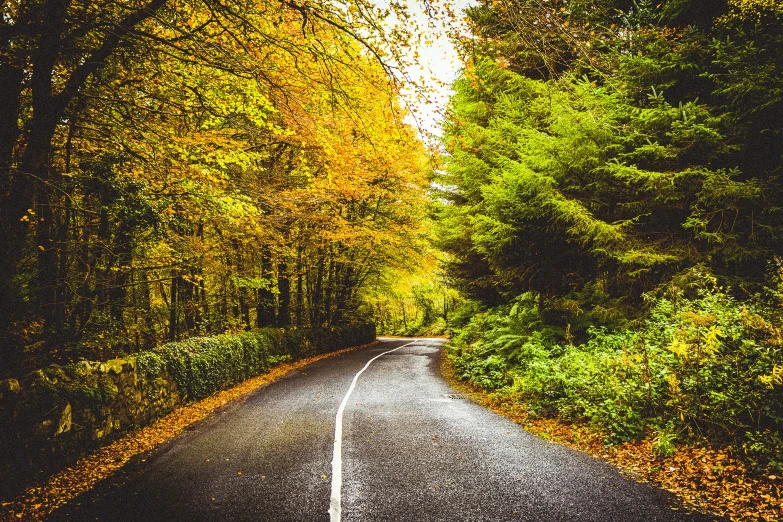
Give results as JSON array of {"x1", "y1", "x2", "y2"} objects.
[{"x1": 49, "y1": 338, "x2": 720, "y2": 521}]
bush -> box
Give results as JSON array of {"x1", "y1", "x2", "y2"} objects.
[
  {"x1": 449, "y1": 280, "x2": 783, "y2": 467},
  {"x1": 138, "y1": 323, "x2": 375, "y2": 401}
]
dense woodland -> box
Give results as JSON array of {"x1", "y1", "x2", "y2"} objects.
[
  {"x1": 0, "y1": 0, "x2": 432, "y2": 376},
  {"x1": 3, "y1": 0, "x2": 783, "y2": 488},
  {"x1": 437, "y1": 0, "x2": 783, "y2": 471}
]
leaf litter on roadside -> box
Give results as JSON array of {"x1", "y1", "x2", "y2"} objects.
[
  {"x1": 440, "y1": 352, "x2": 782, "y2": 522},
  {"x1": 0, "y1": 341, "x2": 378, "y2": 522}
]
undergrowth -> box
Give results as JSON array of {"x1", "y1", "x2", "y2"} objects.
[{"x1": 448, "y1": 272, "x2": 783, "y2": 473}]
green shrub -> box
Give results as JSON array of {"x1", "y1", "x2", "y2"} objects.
[
  {"x1": 154, "y1": 323, "x2": 375, "y2": 401},
  {"x1": 652, "y1": 426, "x2": 678, "y2": 458},
  {"x1": 136, "y1": 351, "x2": 165, "y2": 379},
  {"x1": 449, "y1": 281, "x2": 783, "y2": 466}
]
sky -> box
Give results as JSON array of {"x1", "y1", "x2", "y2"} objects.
[{"x1": 385, "y1": 0, "x2": 476, "y2": 141}]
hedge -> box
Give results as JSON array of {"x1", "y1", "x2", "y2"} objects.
[
  {"x1": 136, "y1": 323, "x2": 376, "y2": 401},
  {"x1": 0, "y1": 323, "x2": 375, "y2": 500}
]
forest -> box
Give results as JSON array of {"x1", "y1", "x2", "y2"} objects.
[
  {"x1": 2, "y1": 0, "x2": 783, "y2": 516},
  {"x1": 436, "y1": 0, "x2": 783, "y2": 485},
  {"x1": 0, "y1": 0, "x2": 434, "y2": 378}
]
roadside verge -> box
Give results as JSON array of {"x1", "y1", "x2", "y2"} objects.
[
  {"x1": 439, "y1": 350, "x2": 780, "y2": 522},
  {"x1": 0, "y1": 340, "x2": 378, "y2": 521}
]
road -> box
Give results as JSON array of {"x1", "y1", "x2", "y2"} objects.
[{"x1": 49, "y1": 338, "x2": 720, "y2": 522}]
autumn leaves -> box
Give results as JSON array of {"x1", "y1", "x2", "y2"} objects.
[{"x1": 0, "y1": 0, "x2": 430, "y2": 371}]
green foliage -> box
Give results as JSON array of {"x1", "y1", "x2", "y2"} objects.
[
  {"x1": 365, "y1": 262, "x2": 461, "y2": 337},
  {"x1": 449, "y1": 274, "x2": 783, "y2": 468},
  {"x1": 135, "y1": 352, "x2": 166, "y2": 379},
  {"x1": 143, "y1": 324, "x2": 375, "y2": 400},
  {"x1": 742, "y1": 430, "x2": 783, "y2": 474},
  {"x1": 436, "y1": 0, "x2": 783, "y2": 472},
  {"x1": 652, "y1": 425, "x2": 679, "y2": 458},
  {"x1": 436, "y1": 54, "x2": 779, "y2": 308},
  {"x1": 437, "y1": 0, "x2": 783, "y2": 317}
]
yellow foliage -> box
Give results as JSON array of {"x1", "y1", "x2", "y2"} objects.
[
  {"x1": 703, "y1": 326, "x2": 723, "y2": 354},
  {"x1": 668, "y1": 338, "x2": 689, "y2": 359},
  {"x1": 719, "y1": 0, "x2": 783, "y2": 25},
  {"x1": 682, "y1": 311, "x2": 717, "y2": 327},
  {"x1": 758, "y1": 365, "x2": 783, "y2": 389},
  {"x1": 666, "y1": 373, "x2": 681, "y2": 395}
]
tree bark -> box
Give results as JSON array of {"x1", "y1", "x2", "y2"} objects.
[
  {"x1": 256, "y1": 247, "x2": 275, "y2": 327},
  {"x1": 312, "y1": 250, "x2": 324, "y2": 325},
  {"x1": 277, "y1": 260, "x2": 290, "y2": 327},
  {"x1": 169, "y1": 274, "x2": 179, "y2": 341},
  {"x1": 295, "y1": 244, "x2": 303, "y2": 326}
]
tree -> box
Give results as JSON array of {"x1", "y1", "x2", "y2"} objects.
[
  {"x1": 436, "y1": 0, "x2": 783, "y2": 331},
  {"x1": 0, "y1": 0, "x2": 430, "y2": 374}
]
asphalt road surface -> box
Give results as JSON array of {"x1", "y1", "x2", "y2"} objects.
[{"x1": 49, "y1": 338, "x2": 721, "y2": 522}]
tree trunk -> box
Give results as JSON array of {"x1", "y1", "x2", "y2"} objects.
[
  {"x1": 36, "y1": 187, "x2": 64, "y2": 342},
  {"x1": 109, "y1": 250, "x2": 132, "y2": 328},
  {"x1": 0, "y1": 59, "x2": 24, "y2": 357},
  {"x1": 296, "y1": 245, "x2": 303, "y2": 326},
  {"x1": 256, "y1": 247, "x2": 275, "y2": 327},
  {"x1": 169, "y1": 274, "x2": 179, "y2": 341},
  {"x1": 312, "y1": 250, "x2": 325, "y2": 326},
  {"x1": 138, "y1": 269, "x2": 157, "y2": 347},
  {"x1": 325, "y1": 258, "x2": 335, "y2": 325},
  {"x1": 277, "y1": 260, "x2": 291, "y2": 327},
  {"x1": 183, "y1": 272, "x2": 196, "y2": 332}
]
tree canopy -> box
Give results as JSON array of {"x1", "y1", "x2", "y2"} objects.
[
  {"x1": 0, "y1": 0, "x2": 431, "y2": 373},
  {"x1": 436, "y1": 0, "x2": 783, "y2": 316}
]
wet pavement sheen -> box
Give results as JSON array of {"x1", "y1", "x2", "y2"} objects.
[{"x1": 49, "y1": 338, "x2": 723, "y2": 522}]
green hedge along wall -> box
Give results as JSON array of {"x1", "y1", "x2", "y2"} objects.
[
  {"x1": 0, "y1": 324, "x2": 375, "y2": 500},
  {"x1": 138, "y1": 324, "x2": 376, "y2": 401}
]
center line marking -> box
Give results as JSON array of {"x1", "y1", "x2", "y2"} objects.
[{"x1": 328, "y1": 339, "x2": 423, "y2": 522}]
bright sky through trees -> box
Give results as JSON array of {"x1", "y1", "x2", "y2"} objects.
[{"x1": 381, "y1": 0, "x2": 475, "y2": 140}]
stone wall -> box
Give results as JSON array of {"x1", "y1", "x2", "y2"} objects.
[
  {"x1": 0, "y1": 323, "x2": 375, "y2": 500},
  {"x1": 0, "y1": 357, "x2": 184, "y2": 498}
]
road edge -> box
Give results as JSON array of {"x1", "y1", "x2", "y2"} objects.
[
  {"x1": 437, "y1": 347, "x2": 732, "y2": 522},
  {"x1": 1, "y1": 341, "x2": 380, "y2": 522}
]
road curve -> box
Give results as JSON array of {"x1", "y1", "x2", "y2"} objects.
[{"x1": 49, "y1": 338, "x2": 721, "y2": 522}]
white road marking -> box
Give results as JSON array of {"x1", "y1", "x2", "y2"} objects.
[{"x1": 328, "y1": 339, "x2": 424, "y2": 522}]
